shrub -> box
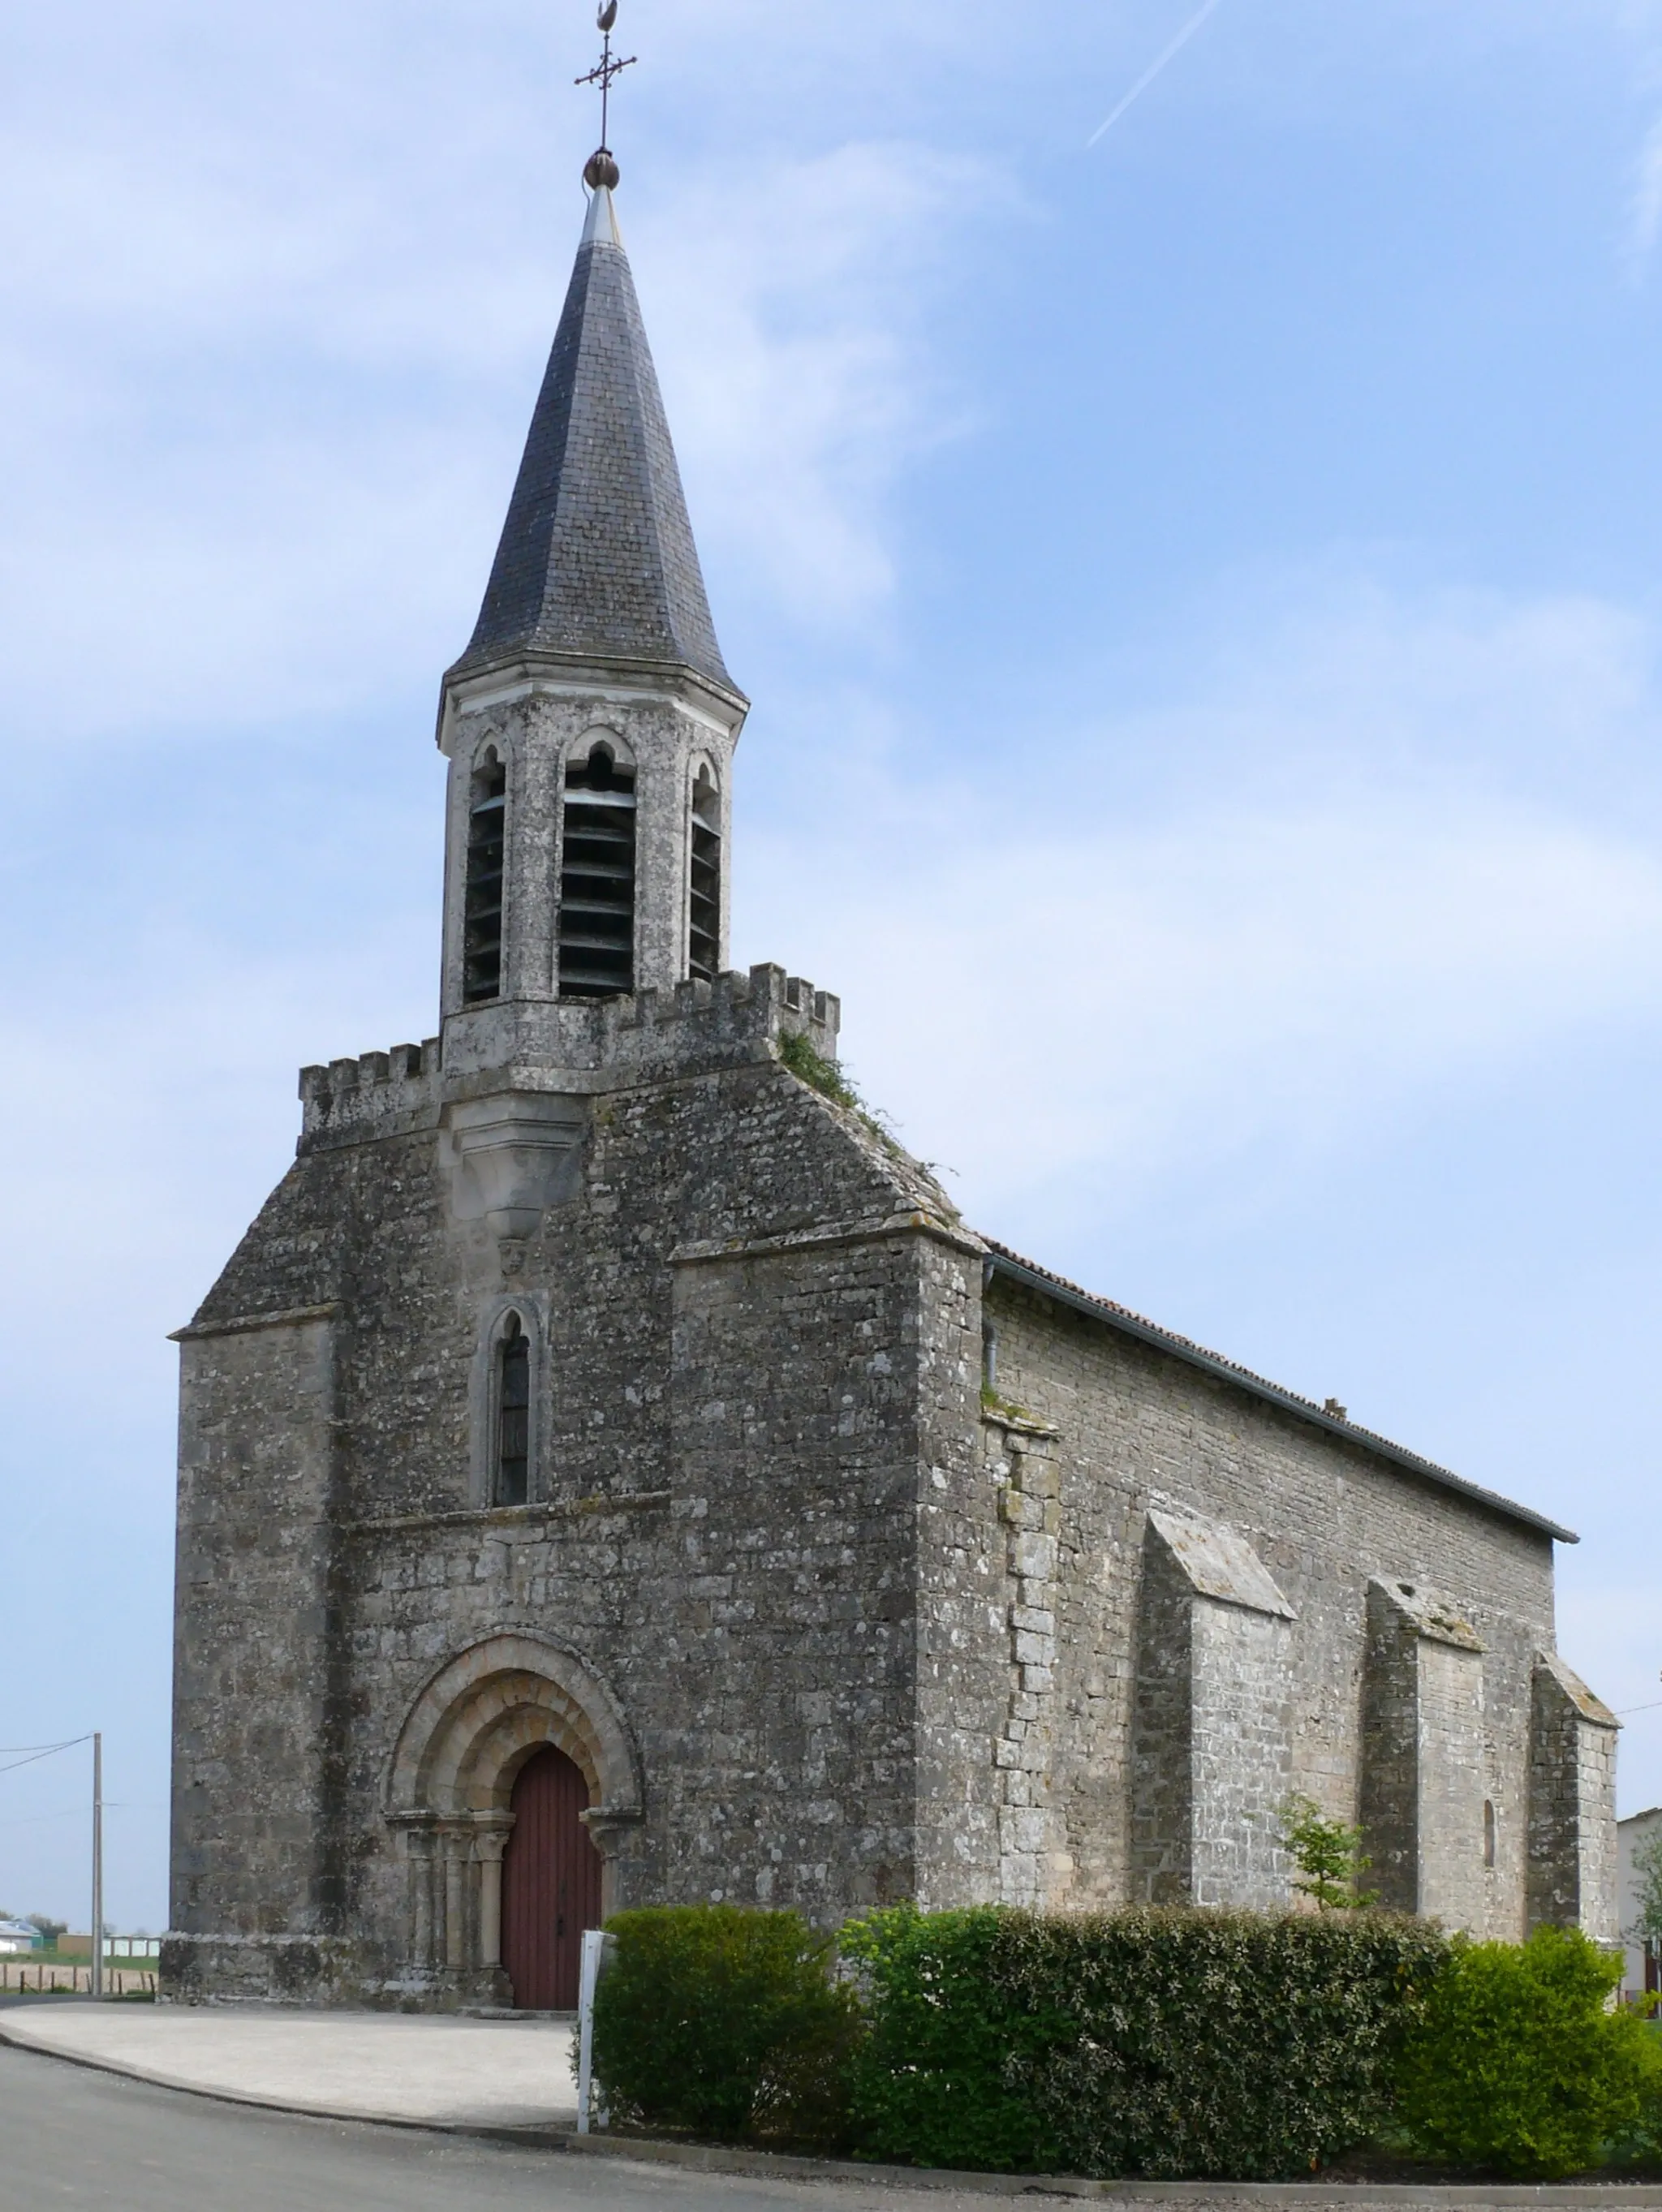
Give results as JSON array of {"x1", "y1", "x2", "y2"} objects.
[
  {"x1": 776, "y1": 1028, "x2": 860, "y2": 1112},
  {"x1": 841, "y1": 1906, "x2": 1058, "y2": 2173},
  {"x1": 1396, "y1": 1924, "x2": 1659, "y2": 2180},
  {"x1": 590, "y1": 1904, "x2": 860, "y2": 2144},
  {"x1": 843, "y1": 1903, "x2": 1447, "y2": 2179}
]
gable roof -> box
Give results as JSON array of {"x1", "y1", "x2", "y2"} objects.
[
  {"x1": 447, "y1": 186, "x2": 739, "y2": 702},
  {"x1": 984, "y1": 1240, "x2": 1577, "y2": 1545}
]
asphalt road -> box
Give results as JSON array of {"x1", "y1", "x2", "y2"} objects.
[
  {"x1": 0, "y1": 2040, "x2": 1011, "y2": 2212},
  {"x1": 0, "y1": 2031, "x2": 1615, "y2": 2212}
]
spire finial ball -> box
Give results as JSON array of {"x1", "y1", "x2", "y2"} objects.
[{"x1": 584, "y1": 149, "x2": 621, "y2": 192}]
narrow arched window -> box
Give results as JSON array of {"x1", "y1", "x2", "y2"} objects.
[
  {"x1": 688, "y1": 767, "x2": 721, "y2": 983},
  {"x1": 1483, "y1": 1799, "x2": 1496, "y2": 1870},
  {"x1": 558, "y1": 743, "x2": 636, "y2": 998},
  {"x1": 463, "y1": 750, "x2": 507, "y2": 1004},
  {"x1": 496, "y1": 1315, "x2": 530, "y2": 1506}
]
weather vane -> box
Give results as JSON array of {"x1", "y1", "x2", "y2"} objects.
[{"x1": 577, "y1": 1, "x2": 635, "y2": 190}]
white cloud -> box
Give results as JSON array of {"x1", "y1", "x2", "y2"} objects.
[
  {"x1": 0, "y1": 26, "x2": 1005, "y2": 733},
  {"x1": 741, "y1": 582, "x2": 1662, "y2": 1247},
  {"x1": 0, "y1": 910, "x2": 437, "y2": 1462},
  {"x1": 2, "y1": 0, "x2": 1657, "y2": 736},
  {"x1": 635, "y1": 144, "x2": 1006, "y2": 626},
  {"x1": 1628, "y1": 111, "x2": 1662, "y2": 273}
]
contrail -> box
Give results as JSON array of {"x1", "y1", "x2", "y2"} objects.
[{"x1": 1087, "y1": 0, "x2": 1227, "y2": 148}]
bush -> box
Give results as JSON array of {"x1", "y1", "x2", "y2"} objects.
[
  {"x1": 843, "y1": 1903, "x2": 1447, "y2": 2179},
  {"x1": 841, "y1": 1906, "x2": 1058, "y2": 2173},
  {"x1": 590, "y1": 1904, "x2": 860, "y2": 2144},
  {"x1": 1396, "y1": 1924, "x2": 1659, "y2": 2180}
]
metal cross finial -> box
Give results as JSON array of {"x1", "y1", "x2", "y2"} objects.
[{"x1": 576, "y1": 0, "x2": 636, "y2": 187}]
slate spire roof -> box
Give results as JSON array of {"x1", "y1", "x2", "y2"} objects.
[{"x1": 448, "y1": 184, "x2": 739, "y2": 700}]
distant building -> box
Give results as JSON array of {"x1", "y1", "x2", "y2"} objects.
[
  {"x1": 1619, "y1": 1807, "x2": 1662, "y2": 1999},
  {"x1": 0, "y1": 1920, "x2": 41, "y2": 1954}
]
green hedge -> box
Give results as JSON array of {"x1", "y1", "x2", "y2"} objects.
[
  {"x1": 844, "y1": 1903, "x2": 1449, "y2": 2179},
  {"x1": 1397, "y1": 1925, "x2": 1660, "y2": 2180},
  {"x1": 590, "y1": 1902, "x2": 1651, "y2": 2180},
  {"x1": 590, "y1": 1904, "x2": 859, "y2": 2143}
]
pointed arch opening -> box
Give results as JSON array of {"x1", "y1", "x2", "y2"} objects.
[
  {"x1": 495, "y1": 1313, "x2": 531, "y2": 1506},
  {"x1": 463, "y1": 747, "x2": 507, "y2": 1004},
  {"x1": 470, "y1": 1299, "x2": 547, "y2": 1510},
  {"x1": 688, "y1": 763, "x2": 721, "y2": 983},
  {"x1": 558, "y1": 741, "x2": 636, "y2": 999}
]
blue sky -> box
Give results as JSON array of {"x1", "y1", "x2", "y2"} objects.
[{"x1": 3, "y1": 0, "x2": 1662, "y2": 1927}]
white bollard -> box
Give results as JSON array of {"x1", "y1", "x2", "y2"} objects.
[{"x1": 575, "y1": 1929, "x2": 616, "y2": 2134}]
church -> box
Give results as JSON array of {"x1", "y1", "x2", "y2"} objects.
[{"x1": 164, "y1": 142, "x2": 1617, "y2": 2011}]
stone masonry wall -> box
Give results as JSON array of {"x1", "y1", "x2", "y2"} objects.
[
  {"x1": 1190, "y1": 1596, "x2": 1294, "y2": 1909},
  {"x1": 171, "y1": 1315, "x2": 342, "y2": 1947},
  {"x1": 1414, "y1": 1637, "x2": 1488, "y2": 1932},
  {"x1": 911, "y1": 1243, "x2": 1006, "y2": 1911},
  {"x1": 1358, "y1": 1579, "x2": 1422, "y2": 1913},
  {"x1": 1529, "y1": 1652, "x2": 1620, "y2": 1943},
  {"x1": 1130, "y1": 1513, "x2": 1294, "y2": 1909},
  {"x1": 984, "y1": 1423, "x2": 1066, "y2": 1907},
  {"x1": 1130, "y1": 1519, "x2": 1195, "y2": 1904},
  {"x1": 169, "y1": 1000, "x2": 980, "y2": 2003},
  {"x1": 1360, "y1": 1577, "x2": 1488, "y2": 1929},
  {"x1": 986, "y1": 1276, "x2": 1563, "y2": 1934},
  {"x1": 170, "y1": 980, "x2": 1600, "y2": 2001}
]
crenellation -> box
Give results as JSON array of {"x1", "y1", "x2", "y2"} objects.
[{"x1": 299, "y1": 965, "x2": 841, "y2": 1151}]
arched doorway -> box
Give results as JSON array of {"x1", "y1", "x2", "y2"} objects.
[
  {"x1": 385, "y1": 1632, "x2": 643, "y2": 2005},
  {"x1": 501, "y1": 1745, "x2": 602, "y2": 2009}
]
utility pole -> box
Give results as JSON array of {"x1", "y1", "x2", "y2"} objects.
[{"x1": 89, "y1": 1733, "x2": 103, "y2": 1999}]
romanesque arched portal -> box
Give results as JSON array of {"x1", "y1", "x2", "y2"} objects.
[{"x1": 384, "y1": 1632, "x2": 643, "y2": 2003}]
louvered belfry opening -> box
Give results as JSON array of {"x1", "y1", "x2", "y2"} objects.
[
  {"x1": 688, "y1": 768, "x2": 721, "y2": 983},
  {"x1": 497, "y1": 1317, "x2": 530, "y2": 1506},
  {"x1": 558, "y1": 744, "x2": 636, "y2": 999},
  {"x1": 463, "y1": 751, "x2": 508, "y2": 1003}
]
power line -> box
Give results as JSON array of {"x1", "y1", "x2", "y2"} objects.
[
  {"x1": 0, "y1": 1799, "x2": 161, "y2": 1832},
  {"x1": 0, "y1": 1738, "x2": 91, "y2": 1777}
]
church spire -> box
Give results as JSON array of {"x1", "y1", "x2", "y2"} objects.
[
  {"x1": 436, "y1": 12, "x2": 745, "y2": 1039},
  {"x1": 446, "y1": 92, "x2": 738, "y2": 702}
]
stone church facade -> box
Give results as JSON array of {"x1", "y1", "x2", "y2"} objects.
[{"x1": 165, "y1": 172, "x2": 1617, "y2": 2010}]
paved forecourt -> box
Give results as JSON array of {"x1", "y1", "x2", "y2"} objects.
[{"x1": 0, "y1": 1999, "x2": 576, "y2": 2128}]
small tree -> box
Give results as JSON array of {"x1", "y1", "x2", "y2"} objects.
[
  {"x1": 1279, "y1": 1795, "x2": 1378, "y2": 1911},
  {"x1": 27, "y1": 1915, "x2": 67, "y2": 1947}
]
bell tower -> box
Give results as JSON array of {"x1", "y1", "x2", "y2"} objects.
[{"x1": 435, "y1": 147, "x2": 747, "y2": 1078}]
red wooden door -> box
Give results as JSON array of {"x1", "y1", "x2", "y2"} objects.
[{"x1": 501, "y1": 1746, "x2": 601, "y2": 2010}]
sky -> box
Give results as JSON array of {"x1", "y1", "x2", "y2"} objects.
[{"x1": 2, "y1": 0, "x2": 1662, "y2": 1929}]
